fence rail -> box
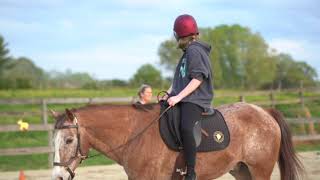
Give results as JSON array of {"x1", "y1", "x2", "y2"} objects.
[
  {"x1": 0, "y1": 91, "x2": 319, "y2": 167},
  {"x1": 0, "y1": 124, "x2": 53, "y2": 132},
  {"x1": 293, "y1": 135, "x2": 320, "y2": 142},
  {"x1": 287, "y1": 118, "x2": 320, "y2": 124},
  {"x1": 0, "y1": 120, "x2": 319, "y2": 156},
  {"x1": 1, "y1": 135, "x2": 319, "y2": 156},
  {"x1": 0, "y1": 97, "x2": 135, "y2": 105},
  {"x1": 0, "y1": 147, "x2": 53, "y2": 156}
]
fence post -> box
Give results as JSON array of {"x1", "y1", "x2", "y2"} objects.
[
  {"x1": 88, "y1": 97, "x2": 93, "y2": 104},
  {"x1": 297, "y1": 114, "x2": 306, "y2": 134},
  {"x1": 48, "y1": 129, "x2": 53, "y2": 168},
  {"x1": 42, "y1": 99, "x2": 53, "y2": 168},
  {"x1": 270, "y1": 89, "x2": 275, "y2": 108},
  {"x1": 42, "y1": 99, "x2": 48, "y2": 125},
  {"x1": 239, "y1": 95, "x2": 245, "y2": 102},
  {"x1": 299, "y1": 80, "x2": 305, "y2": 109},
  {"x1": 297, "y1": 81, "x2": 307, "y2": 135}
]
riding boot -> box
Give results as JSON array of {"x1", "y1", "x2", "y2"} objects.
[{"x1": 185, "y1": 168, "x2": 197, "y2": 180}]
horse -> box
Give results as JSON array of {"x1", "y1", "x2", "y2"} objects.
[{"x1": 51, "y1": 102, "x2": 303, "y2": 180}]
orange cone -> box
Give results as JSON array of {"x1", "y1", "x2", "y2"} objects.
[{"x1": 19, "y1": 170, "x2": 26, "y2": 180}]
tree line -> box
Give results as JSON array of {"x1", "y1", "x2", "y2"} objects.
[
  {"x1": 0, "y1": 35, "x2": 166, "y2": 89},
  {"x1": 158, "y1": 24, "x2": 318, "y2": 89},
  {"x1": 0, "y1": 24, "x2": 318, "y2": 90}
]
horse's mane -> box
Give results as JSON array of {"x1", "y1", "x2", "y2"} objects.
[
  {"x1": 53, "y1": 103, "x2": 160, "y2": 128},
  {"x1": 74, "y1": 102, "x2": 159, "y2": 112}
]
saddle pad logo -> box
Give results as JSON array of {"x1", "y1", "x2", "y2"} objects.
[{"x1": 213, "y1": 131, "x2": 224, "y2": 143}]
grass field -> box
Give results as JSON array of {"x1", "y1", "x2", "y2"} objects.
[
  {"x1": 0, "y1": 150, "x2": 114, "y2": 171},
  {"x1": 0, "y1": 88, "x2": 319, "y2": 171}
]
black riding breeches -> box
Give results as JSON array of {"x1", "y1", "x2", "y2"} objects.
[{"x1": 180, "y1": 102, "x2": 203, "y2": 170}]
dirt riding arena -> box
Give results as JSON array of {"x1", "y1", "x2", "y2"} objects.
[{"x1": 1, "y1": 152, "x2": 319, "y2": 180}]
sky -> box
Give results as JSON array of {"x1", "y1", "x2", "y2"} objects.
[{"x1": 0, "y1": 0, "x2": 319, "y2": 80}]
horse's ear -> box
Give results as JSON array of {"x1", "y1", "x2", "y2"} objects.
[
  {"x1": 65, "y1": 108, "x2": 75, "y2": 122},
  {"x1": 49, "y1": 109, "x2": 59, "y2": 119}
]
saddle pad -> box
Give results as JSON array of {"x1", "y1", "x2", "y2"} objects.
[
  {"x1": 197, "y1": 110, "x2": 230, "y2": 152},
  {"x1": 159, "y1": 103, "x2": 230, "y2": 152}
]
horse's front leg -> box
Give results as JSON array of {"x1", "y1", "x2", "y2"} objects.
[
  {"x1": 127, "y1": 169, "x2": 173, "y2": 180},
  {"x1": 128, "y1": 175, "x2": 172, "y2": 180}
]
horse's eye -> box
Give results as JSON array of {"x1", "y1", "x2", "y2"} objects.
[{"x1": 66, "y1": 138, "x2": 73, "y2": 144}]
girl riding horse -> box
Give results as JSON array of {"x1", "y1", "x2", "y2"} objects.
[{"x1": 166, "y1": 14, "x2": 213, "y2": 180}]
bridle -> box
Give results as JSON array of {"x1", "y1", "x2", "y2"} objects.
[{"x1": 53, "y1": 116, "x2": 87, "y2": 179}]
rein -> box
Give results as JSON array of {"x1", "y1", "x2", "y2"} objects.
[
  {"x1": 94, "y1": 92, "x2": 171, "y2": 158},
  {"x1": 53, "y1": 103, "x2": 171, "y2": 179},
  {"x1": 87, "y1": 105, "x2": 172, "y2": 158}
]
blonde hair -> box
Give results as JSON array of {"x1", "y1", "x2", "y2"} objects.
[{"x1": 178, "y1": 35, "x2": 198, "y2": 50}]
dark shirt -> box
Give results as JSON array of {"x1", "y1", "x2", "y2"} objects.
[{"x1": 171, "y1": 41, "x2": 213, "y2": 109}]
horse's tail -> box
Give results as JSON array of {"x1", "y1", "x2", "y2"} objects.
[{"x1": 265, "y1": 108, "x2": 304, "y2": 180}]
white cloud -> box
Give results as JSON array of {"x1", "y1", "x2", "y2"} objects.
[
  {"x1": 2, "y1": 0, "x2": 318, "y2": 80},
  {"x1": 30, "y1": 34, "x2": 168, "y2": 80},
  {"x1": 269, "y1": 38, "x2": 313, "y2": 60},
  {"x1": 268, "y1": 38, "x2": 320, "y2": 76}
]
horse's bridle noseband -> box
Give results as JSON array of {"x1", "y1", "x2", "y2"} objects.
[{"x1": 53, "y1": 116, "x2": 87, "y2": 179}]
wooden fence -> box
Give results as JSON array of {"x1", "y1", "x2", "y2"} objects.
[
  {"x1": 0, "y1": 97, "x2": 136, "y2": 168},
  {"x1": 0, "y1": 93, "x2": 319, "y2": 167}
]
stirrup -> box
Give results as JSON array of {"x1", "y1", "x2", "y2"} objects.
[{"x1": 176, "y1": 168, "x2": 187, "y2": 176}]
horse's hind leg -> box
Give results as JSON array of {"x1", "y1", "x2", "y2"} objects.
[
  {"x1": 229, "y1": 162, "x2": 252, "y2": 180},
  {"x1": 247, "y1": 165, "x2": 273, "y2": 180}
]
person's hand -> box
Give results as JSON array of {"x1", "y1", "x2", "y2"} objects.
[
  {"x1": 159, "y1": 94, "x2": 169, "y2": 101},
  {"x1": 167, "y1": 95, "x2": 182, "y2": 106}
]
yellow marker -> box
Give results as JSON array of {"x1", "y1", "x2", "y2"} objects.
[{"x1": 17, "y1": 119, "x2": 29, "y2": 131}]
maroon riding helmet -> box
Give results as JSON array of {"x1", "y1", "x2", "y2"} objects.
[{"x1": 173, "y1": 14, "x2": 199, "y2": 40}]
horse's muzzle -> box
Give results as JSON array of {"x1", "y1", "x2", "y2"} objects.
[{"x1": 55, "y1": 176, "x2": 71, "y2": 180}]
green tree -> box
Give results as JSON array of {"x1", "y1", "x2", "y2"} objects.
[
  {"x1": 158, "y1": 39, "x2": 182, "y2": 72},
  {"x1": 130, "y1": 64, "x2": 163, "y2": 88},
  {"x1": 110, "y1": 79, "x2": 128, "y2": 87},
  {"x1": 0, "y1": 35, "x2": 11, "y2": 75},
  {"x1": 93, "y1": 79, "x2": 128, "y2": 89},
  {"x1": 157, "y1": 25, "x2": 283, "y2": 89},
  {"x1": 0, "y1": 57, "x2": 45, "y2": 89},
  {"x1": 240, "y1": 31, "x2": 276, "y2": 89},
  {"x1": 274, "y1": 54, "x2": 294, "y2": 89},
  {"x1": 48, "y1": 69, "x2": 96, "y2": 89},
  {"x1": 273, "y1": 53, "x2": 317, "y2": 89}
]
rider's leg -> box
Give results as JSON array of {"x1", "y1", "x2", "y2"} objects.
[{"x1": 180, "y1": 102, "x2": 202, "y2": 179}]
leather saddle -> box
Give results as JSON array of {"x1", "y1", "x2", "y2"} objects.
[
  {"x1": 159, "y1": 101, "x2": 231, "y2": 179},
  {"x1": 159, "y1": 100, "x2": 230, "y2": 152}
]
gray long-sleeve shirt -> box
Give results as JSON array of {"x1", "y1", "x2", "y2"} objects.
[{"x1": 171, "y1": 40, "x2": 213, "y2": 109}]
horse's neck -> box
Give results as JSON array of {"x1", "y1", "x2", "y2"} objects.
[{"x1": 77, "y1": 105, "x2": 161, "y2": 164}]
